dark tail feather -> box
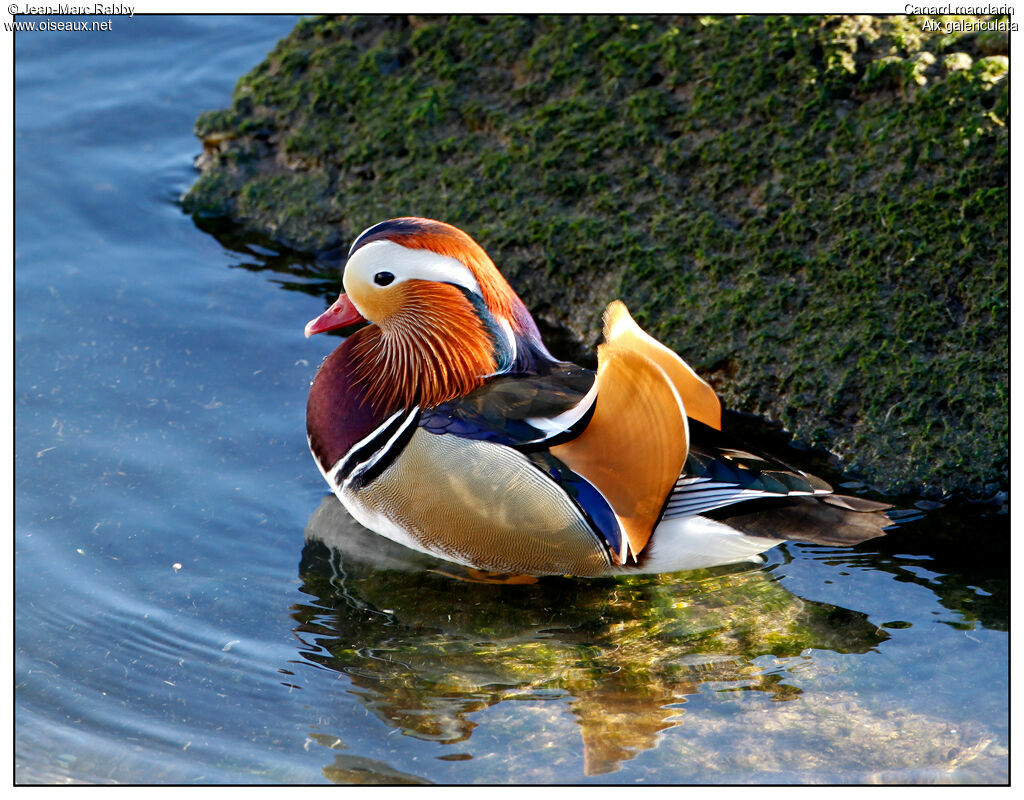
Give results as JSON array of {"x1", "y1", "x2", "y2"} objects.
[
  {"x1": 708, "y1": 494, "x2": 914, "y2": 547},
  {"x1": 882, "y1": 507, "x2": 926, "y2": 529}
]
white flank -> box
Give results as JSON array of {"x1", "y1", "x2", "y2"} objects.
[{"x1": 631, "y1": 515, "x2": 782, "y2": 574}]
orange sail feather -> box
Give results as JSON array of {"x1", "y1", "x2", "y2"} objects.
[
  {"x1": 551, "y1": 303, "x2": 689, "y2": 562},
  {"x1": 603, "y1": 301, "x2": 721, "y2": 431}
]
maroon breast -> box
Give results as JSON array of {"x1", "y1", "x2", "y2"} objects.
[{"x1": 306, "y1": 333, "x2": 398, "y2": 473}]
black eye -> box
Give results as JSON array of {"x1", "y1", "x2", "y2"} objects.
[{"x1": 373, "y1": 271, "x2": 395, "y2": 286}]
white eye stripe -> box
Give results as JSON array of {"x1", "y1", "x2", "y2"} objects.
[
  {"x1": 349, "y1": 221, "x2": 386, "y2": 256},
  {"x1": 344, "y1": 240, "x2": 481, "y2": 296}
]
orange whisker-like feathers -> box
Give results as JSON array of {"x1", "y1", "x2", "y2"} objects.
[{"x1": 351, "y1": 282, "x2": 499, "y2": 410}]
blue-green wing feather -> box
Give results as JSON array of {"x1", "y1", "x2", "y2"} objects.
[{"x1": 420, "y1": 362, "x2": 595, "y2": 448}]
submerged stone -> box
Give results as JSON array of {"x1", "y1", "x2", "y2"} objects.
[{"x1": 293, "y1": 497, "x2": 1007, "y2": 782}]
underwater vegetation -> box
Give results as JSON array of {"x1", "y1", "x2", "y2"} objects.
[{"x1": 290, "y1": 496, "x2": 1005, "y2": 781}]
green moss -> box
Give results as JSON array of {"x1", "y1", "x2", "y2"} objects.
[
  {"x1": 183, "y1": 13, "x2": 1007, "y2": 496},
  {"x1": 194, "y1": 108, "x2": 243, "y2": 138},
  {"x1": 974, "y1": 54, "x2": 1009, "y2": 84},
  {"x1": 943, "y1": 51, "x2": 973, "y2": 72},
  {"x1": 184, "y1": 171, "x2": 240, "y2": 217},
  {"x1": 234, "y1": 172, "x2": 338, "y2": 249}
]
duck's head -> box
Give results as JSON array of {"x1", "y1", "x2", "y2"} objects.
[{"x1": 305, "y1": 217, "x2": 550, "y2": 408}]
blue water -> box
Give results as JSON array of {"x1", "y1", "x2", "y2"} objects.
[{"x1": 14, "y1": 15, "x2": 1008, "y2": 785}]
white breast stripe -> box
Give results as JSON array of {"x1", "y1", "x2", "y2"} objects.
[
  {"x1": 328, "y1": 408, "x2": 407, "y2": 483},
  {"x1": 343, "y1": 408, "x2": 421, "y2": 489}
]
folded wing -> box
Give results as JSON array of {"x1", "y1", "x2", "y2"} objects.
[{"x1": 420, "y1": 361, "x2": 595, "y2": 447}]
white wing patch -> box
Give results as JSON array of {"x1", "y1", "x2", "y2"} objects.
[
  {"x1": 661, "y1": 475, "x2": 823, "y2": 519},
  {"x1": 524, "y1": 379, "x2": 599, "y2": 440}
]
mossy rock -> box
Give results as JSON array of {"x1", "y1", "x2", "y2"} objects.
[{"x1": 184, "y1": 14, "x2": 1008, "y2": 497}]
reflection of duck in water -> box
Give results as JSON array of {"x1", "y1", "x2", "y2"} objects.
[
  {"x1": 298, "y1": 498, "x2": 889, "y2": 777},
  {"x1": 305, "y1": 217, "x2": 905, "y2": 576}
]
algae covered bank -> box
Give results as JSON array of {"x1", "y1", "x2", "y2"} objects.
[{"x1": 183, "y1": 14, "x2": 1008, "y2": 498}]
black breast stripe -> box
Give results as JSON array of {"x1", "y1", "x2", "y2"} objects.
[
  {"x1": 335, "y1": 409, "x2": 407, "y2": 483},
  {"x1": 340, "y1": 408, "x2": 422, "y2": 491},
  {"x1": 336, "y1": 408, "x2": 417, "y2": 485}
]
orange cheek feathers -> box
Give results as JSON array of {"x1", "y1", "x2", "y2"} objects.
[{"x1": 349, "y1": 281, "x2": 501, "y2": 410}]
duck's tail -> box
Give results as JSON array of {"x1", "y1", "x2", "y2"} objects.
[{"x1": 705, "y1": 493, "x2": 920, "y2": 547}]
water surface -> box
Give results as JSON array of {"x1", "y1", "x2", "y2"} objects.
[{"x1": 14, "y1": 14, "x2": 1008, "y2": 784}]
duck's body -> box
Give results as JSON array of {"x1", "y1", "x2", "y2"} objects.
[{"x1": 305, "y1": 218, "x2": 897, "y2": 577}]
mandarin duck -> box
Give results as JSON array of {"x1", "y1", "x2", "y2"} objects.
[{"x1": 305, "y1": 217, "x2": 901, "y2": 577}]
